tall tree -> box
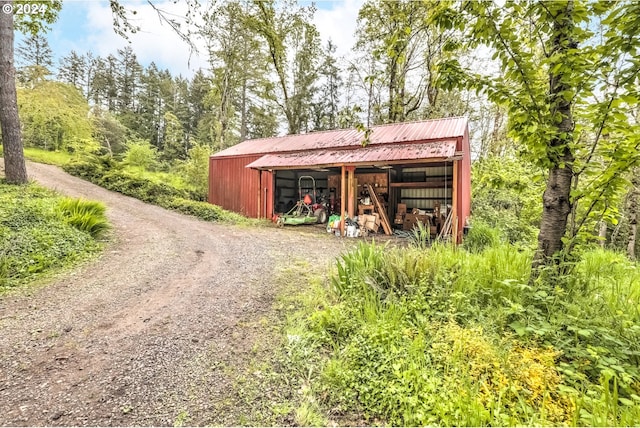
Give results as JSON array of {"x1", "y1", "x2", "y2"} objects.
[
  {"x1": 433, "y1": 0, "x2": 640, "y2": 268},
  {"x1": 160, "y1": 111, "x2": 186, "y2": 161},
  {"x1": 245, "y1": 0, "x2": 321, "y2": 135},
  {"x1": 1, "y1": 0, "x2": 61, "y2": 184},
  {"x1": 16, "y1": 32, "x2": 53, "y2": 85},
  {"x1": 58, "y1": 50, "x2": 88, "y2": 91},
  {"x1": 0, "y1": 0, "x2": 26, "y2": 183},
  {"x1": 188, "y1": 69, "x2": 211, "y2": 144},
  {"x1": 354, "y1": 0, "x2": 464, "y2": 124},
  {"x1": 201, "y1": 0, "x2": 278, "y2": 148},
  {"x1": 312, "y1": 40, "x2": 342, "y2": 131},
  {"x1": 627, "y1": 170, "x2": 639, "y2": 260},
  {"x1": 89, "y1": 55, "x2": 119, "y2": 112},
  {"x1": 115, "y1": 46, "x2": 142, "y2": 115}
]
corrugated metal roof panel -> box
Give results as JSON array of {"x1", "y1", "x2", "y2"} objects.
[
  {"x1": 245, "y1": 140, "x2": 457, "y2": 170},
  {"x1": 213, "y1": 116, "x2": 468, "y2": 158}
]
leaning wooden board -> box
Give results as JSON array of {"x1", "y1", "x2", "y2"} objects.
[{"x1": 366, "y1": 184, "x2": 392, "y2": 235}]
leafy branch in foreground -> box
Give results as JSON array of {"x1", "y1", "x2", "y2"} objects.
[{"x1": 431, "y1": 0, "x2": 640, "y2": 270}]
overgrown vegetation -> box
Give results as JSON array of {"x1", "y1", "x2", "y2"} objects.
[
  {"x1": 281, "y1": 241, "x2": 640, "y2": 426},
  {"x1": 471, "y1": 155, "x2": 543, "y2": 247},
  {"x1": 0, "y1": 180, "x2": 106, "y2": 290},
  {"x1": 62, "y1": 157, "x2": 254, "y2": 226},
  {"x1": 20, "y1": 147, "x2": 253, "y2": 226}
]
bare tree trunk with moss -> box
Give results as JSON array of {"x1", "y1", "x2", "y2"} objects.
[{"x1": 0, "y1": 0, "x2": 28, "y2": 184}]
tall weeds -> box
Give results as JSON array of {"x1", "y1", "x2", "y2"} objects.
[{"x1": 299, "y1": 241, "x2": 640, "y2": 426}]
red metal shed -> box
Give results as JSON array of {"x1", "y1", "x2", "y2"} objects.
[{"x1": 209, "y1": 117, "x2": 472, "y2": 242}]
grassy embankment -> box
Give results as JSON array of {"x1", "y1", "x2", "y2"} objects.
[
  {"x1": 0, "y1": 179, "x2": 109, "y2": 292},
  {"x1": 22, "y1": 147, "x2": 255, "y2": 226}
]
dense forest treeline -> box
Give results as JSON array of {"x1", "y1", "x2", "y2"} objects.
[{"x1": 14, "y1": 0, "x2": 491, "y2": 157}]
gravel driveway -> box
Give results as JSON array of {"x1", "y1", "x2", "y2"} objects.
[{"x1": 0, "y1": 162, "x2": 352, "y2": 426}]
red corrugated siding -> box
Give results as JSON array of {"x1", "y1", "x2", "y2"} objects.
[
  {"x1": 209, "y1": 155, "x2": 262, "y2": 217},
  {"x1": 209, "y1": 118, "x2": 473, "y2": 227}
]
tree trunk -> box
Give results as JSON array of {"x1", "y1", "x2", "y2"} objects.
[
  {"x1": 598, "y1": 221, "x2": 607, "y2": 247},
  {"x1": 629, "y1": 223, "x2": 638, "y2": 261},
  {"x1": 0, "y1": 0, "x2": 28, "y2": 184},
  {"x1": 533, "y1": 1, "x2": 576, "y2": 268},
  {"x1": 240, "y1": 78, "x2": 247, "y2": 142},
  {"x1": 628, "y1": 172, "x2": 639, "y2": 260}
]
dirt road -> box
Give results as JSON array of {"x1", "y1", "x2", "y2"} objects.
[{"x1": 0, "y1": 162, "x2": 351, "y2": 426}]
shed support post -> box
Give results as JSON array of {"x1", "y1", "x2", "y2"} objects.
[
  {"x1": 452, "y1": 160, "x2": 459, "y2": 244},
  {"x1": 258, "y1": 171, "x2": 262, "y2": 219},
  {"x1": 346, "y1": 166, "x2": 356, "y2": 219},
  {"x1": 340, "y1": 165, "x2": 346, "y2": 237}
]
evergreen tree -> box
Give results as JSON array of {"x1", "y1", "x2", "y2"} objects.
[
  {"x1": 311, "y1": 40, "x2": 342, "y2": 130},
  {"x1": 89, "y1": 55, "x2": 119, "y2": 112},
  {"x1": 16, "y1": 32, "x2": 53, "y2": 85},
  {"x1": 137, "y1": 63, "x2": 164, "y2": 147},
  {"x1": 58, "y1": 50, "x2": 88, "y2": 92},
  {"x1": 116, "y1": 46, "x2": 142, "y2": 115}
]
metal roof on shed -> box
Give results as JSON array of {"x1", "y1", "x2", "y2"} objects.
[
  {"x1": 246, "y1": 140, "x2": 458, "y2": 170},
  {"x1": 212, "y1": 116, "x2": 468, "y2": 158}
]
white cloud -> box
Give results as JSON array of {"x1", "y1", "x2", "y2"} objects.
[
  {"x1": 51, "y1": 1, "x2": 363, "y2": 78},
  {"x1": 57, "y1": 0, "x2": 208, "y2": 77},
  {"x1": 313, "y1": 0, "x2": 361, "y2": 59}
]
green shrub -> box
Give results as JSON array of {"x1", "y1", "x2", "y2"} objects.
[
  {"x1": 63, "y1": 155, "x2": 116, "y2": 181},
  {"x1": 63, "y1": 155, "x2": 246, "y2": 224},
  {"x1": 99, "y1": 169, "x2": 190, "y2": 203},
  {"x1": 56, "y1": 197, "x2": 110, "y2": 239},
  {"x1": 472, "y1": 155, "x2": 543, "y2": 246},
  {"x1": 122, "y1": 139, "x2": 159, "y2": 170},
  {"x1": 463, "y1": 221, "x2": 500, "y2": 253},
  {"x1": 162, "y1": 197, "x2": 250, "y2": 224}
]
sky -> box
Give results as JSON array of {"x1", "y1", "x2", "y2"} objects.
[{"x1": 36, "y1": 0, "x2": 363, "y2": 78}]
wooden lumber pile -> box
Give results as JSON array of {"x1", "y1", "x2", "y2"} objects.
[{"x1": 365, "y1": 184, "x2": 392, "y2": 235}]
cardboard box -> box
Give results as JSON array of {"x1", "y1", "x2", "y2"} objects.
[
  {"x1": 403, "y1": 214, "x2": 431, "y2": 231},
  {"x1": 360, "y1": 214, "x2": 380, "y2": 232},
  {"x1": 397, "y1": 203, "x2": 407, "y2": 215}
]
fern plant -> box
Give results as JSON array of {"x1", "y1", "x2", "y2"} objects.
[{"x1": 56, "y1": 197, "x2": 110, "y2": 239}]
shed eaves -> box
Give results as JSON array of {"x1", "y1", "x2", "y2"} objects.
[
  {"x1": 212, "y1": 116, "x2": 468, "y2": 158},
  {"x1": 246, "y1": 140, "x2": 458, "y2": 170}
]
